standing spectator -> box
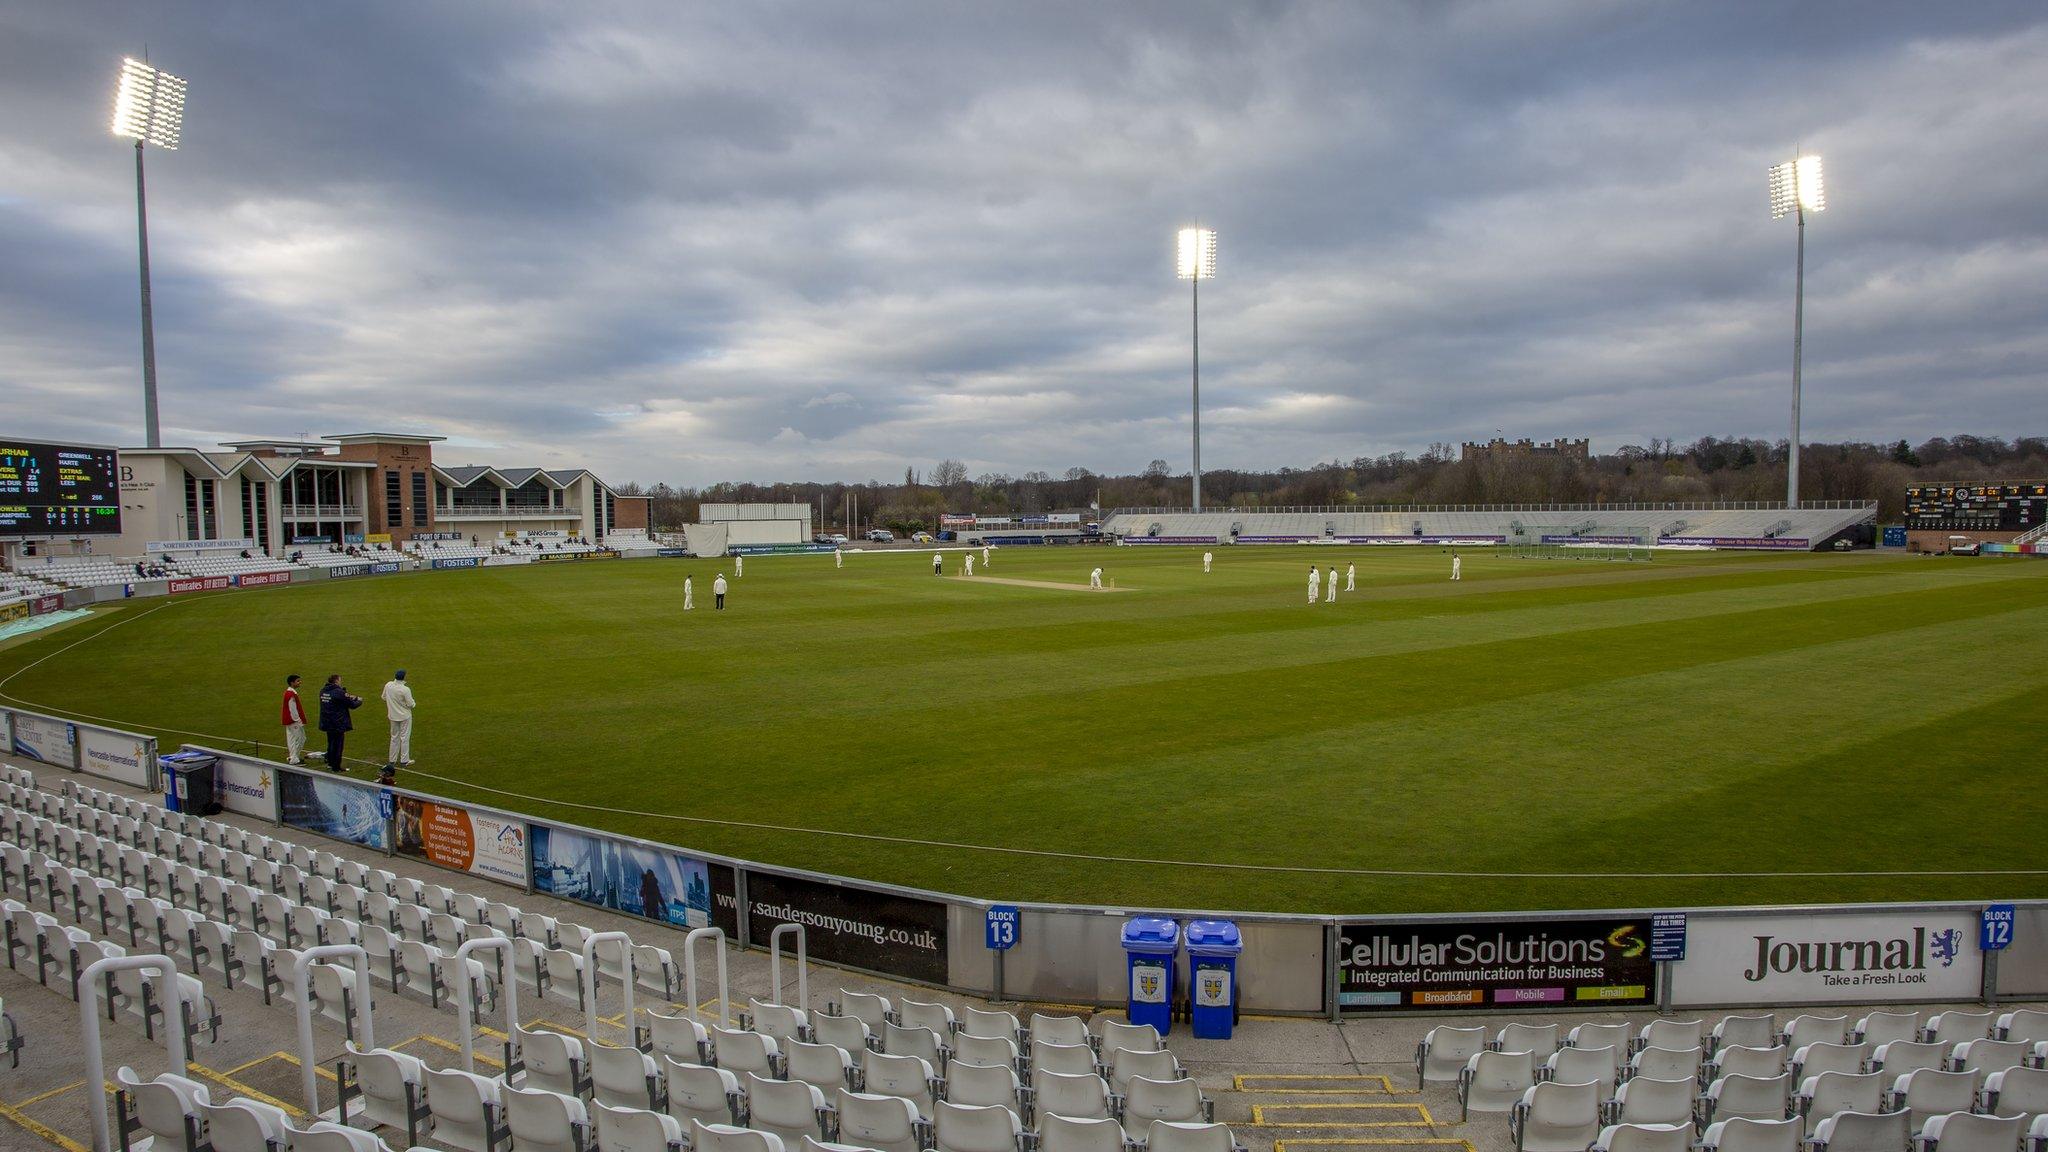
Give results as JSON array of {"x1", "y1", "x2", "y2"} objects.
[
  {"x1": 382, "y1": 670, "x2": 416, "y2": 770},
  {"x1": 280, "y1": 674, "x2": 307, "y2": 765},
  {"x1": 317, "y1": 674, "x2": 362, "y2": 774},
  {"x1": 713, "y1": 572, "x2": 728, "y2": 609}
]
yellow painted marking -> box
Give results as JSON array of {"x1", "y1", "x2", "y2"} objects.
[
  {"x1": 1251, "y1": 1103, "x2": 1433, "y2": 1128},
  {"x1": 268, "y1": 1052, "x2": 341, "y2": 1082},
  {"x1": 7, "y1": 1082, "x2": 83, "y2": 1107},
  {"x1": 1275, "y1": 1141, "x2": 1473, "y2": 1152},
  {"x1": 476, "y1": 1024, "x2": 508, "y2": 1040},
  {"x1": 226, "y1": 1052, "x2": 292, "y2": 1075},
  {"x1": 1236, "y1": 1074, "x2": 1411, "y2": 1094},
  {"x1": 0, "y1": 1100, "x2": 90, "y2": 1152},
  {"x1": 410, "y1": 1032, "x2": 507, "y2": 1069},
  {"x1": 182, "y1": 1063, "x2": 309, "y2": 1119}
]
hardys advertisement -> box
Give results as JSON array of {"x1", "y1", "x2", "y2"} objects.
[
  {"x1": 739, "y1": 870, "x2": 950, "y2": 984},
  {"x1": 1669, "y1": 912, "x2": 1984, "y2": 1007},
  {"x1": 1339, "y1": 917, "x2": 1655, "y2": 1010},
  {"x1": 395, "y1": 796, "x2": 529, "y2": 886},
  {"x1": 531, "y1": 824, "x2": 738, "y2": 934}
]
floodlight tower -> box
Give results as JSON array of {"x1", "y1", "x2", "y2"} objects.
[
  {"x1": 1768, "y1": 154, "x2": 1824, "y2": 508},
  {"x1": 111, "y1": 56, "x2": 188, "y2": 449},
  {"x1": 1176, "y1": 227, "x2": 1217, "y2": 511}
]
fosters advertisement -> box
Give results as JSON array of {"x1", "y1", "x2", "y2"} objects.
[
  {"x1": 1339, "y1": 917, "x2": 1655, "y2": 1011},
  {"x1": 1670, "y1": 912, "x2": 1983, "y2": 1006}
]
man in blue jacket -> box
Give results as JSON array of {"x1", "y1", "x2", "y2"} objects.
[{"x1": 317, "y1": 673, "x2": 363, "y2": 773}]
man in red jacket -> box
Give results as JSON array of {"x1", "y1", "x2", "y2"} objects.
[{"x1": 281, "y1": 674, "x2": 307, "y2": 764}]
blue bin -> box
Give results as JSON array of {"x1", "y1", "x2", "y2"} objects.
[
  {"x1": 1184, "y1": 920, "x2": 1242, "y2": 1039},
  {"x1": 160, "y1": 751, "x2": 219, "y2": 814},
  {"x1": 1121, "y1": 917, "x2": 1180, "y2": 1036}
]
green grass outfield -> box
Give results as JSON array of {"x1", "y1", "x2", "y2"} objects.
[{"x1": 3, "y1": 546, "x2": 2044, "y2": 915}]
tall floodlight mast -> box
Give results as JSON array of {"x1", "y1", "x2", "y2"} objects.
[
  {"x1": 111, "y1": 56, "x2": 188, "y2": 448},
  {"x1": 1176, "y1": 227, "x2": 1217, "y2": 511}
]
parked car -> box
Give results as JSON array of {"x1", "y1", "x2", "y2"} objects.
[
  {"x1": 865, "y1": 528, "x2": 895, "y2": 543},
  {"x1": 911, "y1": 531, "x2": 935, "y2": 543},
  {"x1": 827, "y1": 533, "x2": 849, "y2": 545}
]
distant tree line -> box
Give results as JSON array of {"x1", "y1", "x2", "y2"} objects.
[{"x1": 613, "y1": 434, "x2": 2047, "y2": 533}]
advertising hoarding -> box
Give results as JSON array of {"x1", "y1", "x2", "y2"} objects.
[
  {"x1": 168, "y1": 576, "x2": 232, "y2": 594},
  {"x1": 1668, "y1": 911, "x2": 1984, "y2": 1007},
  {"x1": 1338, "y1": 917, "x2": 1655, "y2": 1011},
  {"x1": 9, "y1": 712, "x2": 76, "y2": 767},
  {"x1": 278, "y1": 770, "x2": 388, "y2": 850},
  {"x1": 78, "y1": 727, "x2": 153, "y2": 787},
  {"x1": 531, "y1": 824, "x2": 737, "y2": 933},
  {"x1": 395, "y1": 796, "x2": 529, "y2": 886},
  {"x1": 742, "y1": 870, "x2": 950, "y2": 984}
]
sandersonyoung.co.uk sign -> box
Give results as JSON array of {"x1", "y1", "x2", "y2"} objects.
[{"x1": 1670, "y1": 912, "x2": 1983, "y2": 1007}]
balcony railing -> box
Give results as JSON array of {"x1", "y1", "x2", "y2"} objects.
[
  {"x1": 278, "y1": 505, "x2": 363, "y2": 520},
  {"x1": 437, "y1": 506, "x2": 581, "y2": 520}
]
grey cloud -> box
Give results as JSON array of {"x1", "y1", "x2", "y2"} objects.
[{"x1": 1, "y1": 1, "x2": 2043, "y2": 486}]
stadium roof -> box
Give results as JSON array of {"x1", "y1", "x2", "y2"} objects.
[{"x1": 323, "y1": 432, "x2": 446, "y2": 445}]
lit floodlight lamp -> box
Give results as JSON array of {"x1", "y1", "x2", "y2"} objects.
[
  {"x1": 111, "y1": 56, "x2": 190, "y2": 449},
  {"x1": 1768, "y1": 154, "x2": 1823, "y2": 219},
  {"x1": 1767, "y1": 153, "x2": 1825, "y2": 508},
  {"x1": 1176, "y1": 227, "x2": 1217, "y2": 280},
  {"x1": 112, "y1": 57, "x2": 186, "y2": 150},
  {"x1": 1175, "y1": 227, "x2": 1217, "y2": 510}
]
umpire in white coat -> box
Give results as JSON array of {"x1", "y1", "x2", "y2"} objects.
[{"x1": 382, "y1": 670, "x2": 416, "y2": 769}]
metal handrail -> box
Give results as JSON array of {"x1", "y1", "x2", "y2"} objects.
[
  {"x1": 83, "y1": 954, "x2": 188, "y2": 1152},
  {"x1": 293, "y1": 945, "x2": 374, "y2": 1114}
]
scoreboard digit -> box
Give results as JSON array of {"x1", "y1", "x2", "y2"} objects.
[{"x1": 0, "y1": 439, "x2": 123, "y2": 537}]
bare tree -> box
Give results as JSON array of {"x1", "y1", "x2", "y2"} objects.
[{"x1": 931, "y1": 459, "x2": 968, "y2": 487}]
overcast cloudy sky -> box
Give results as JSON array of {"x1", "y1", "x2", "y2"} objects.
[{"x1": 3, "y1": 3, "x2": 2044, "y2": 485}]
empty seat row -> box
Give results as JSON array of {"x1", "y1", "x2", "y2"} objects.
[{"x1": 338, "y1": 1040, "x2": 1241, "y2": 1152}]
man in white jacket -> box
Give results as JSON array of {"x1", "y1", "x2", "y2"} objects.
[
  {"x1": 382, "y1": 670, "x2": 416, "y2": 770},
  {"x1": 683, "y1": 575, "x2": 694, "y2": 610},
  {"x1": 1307, "y1": 564, "x2": 1320, "y2": 605}
]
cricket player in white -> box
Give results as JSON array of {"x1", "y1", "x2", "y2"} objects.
[
  {"x1": 1203, "y1": 552, "x2": 1212, "y2": 573},
  {"x1": 735, "y1": 554, "x2": 743, "y2": 577},
  {"x1": 835, "y1": 548, "x2": 843, "y2": 569},
  {"x1": 1345, "y1": 563, "x2": 1355, "y2": 591},
  {"x1": 683, "y1": 576, "x2": 694, "y2": 610},
  {"x1": 382, "y1": 670, "x2": 416, "y2": 768},
  {"x1": 932, "y1": 553, "x2": 943, "y2": 574},
  {"x1": 1451, "y1": 553, "x2": 1462, "y2": 581},
  {"x1": 981, "y1": 544, "x2": 991, "y2": 566},
  {"x1": 1325, "y1": 566, "x2": 1338, "y2": 602},
  {"x1": 964, "y1": 553, "x2": 975, "y2": 576},
  {"x1": 1089, "y1": 567, "x2": 1103, "y2": 589},
  {"x1": 1307, "y1": 565, "x2": 1320, "y2": 604}
]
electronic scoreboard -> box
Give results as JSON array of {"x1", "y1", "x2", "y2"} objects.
[
  {"x1": 1903, "y1": 482, "x2": 2047, "y2": 532},
  {"x1": 0, "y1": 439, "x2": 123, "y2": 537}
]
